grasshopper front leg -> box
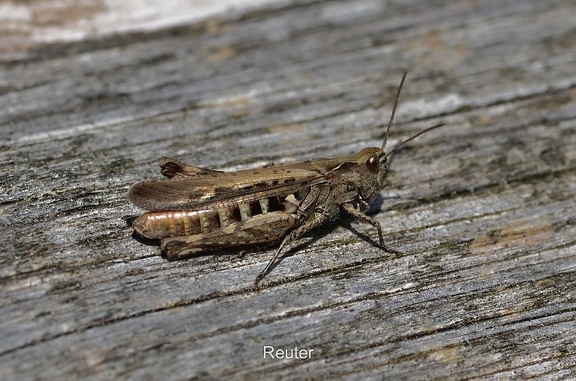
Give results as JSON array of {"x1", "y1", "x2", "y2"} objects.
[{"x1": 342, "y1": 203, "x2": 400, "y2": 255}]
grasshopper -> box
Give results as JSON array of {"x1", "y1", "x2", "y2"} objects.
[{"x1": 128, "y1": 73, "x2": 444, "y2": 286}]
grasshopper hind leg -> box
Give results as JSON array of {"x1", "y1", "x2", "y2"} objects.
[{"x1": 160, "y1": 212, "x2": 297, "y2": 259}]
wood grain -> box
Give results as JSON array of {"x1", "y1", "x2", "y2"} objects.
[{"x1": 1, "y1": 0, "x2": 575, "y2": 379}]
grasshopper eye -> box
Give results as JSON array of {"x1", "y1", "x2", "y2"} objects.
[{"x1": 366, "y1": 155, "x2": 379, "y2": 173}]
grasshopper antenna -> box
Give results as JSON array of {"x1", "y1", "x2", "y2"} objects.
[
  {"x1": 381, "y1": 72, "x2": 407, "y2": 150},
  {"x1": 384, "y1": 123, "x2": 445, "y2": 160},
  {"x1": 381, "y1": 72, "x2": 445, "y2": 158}
]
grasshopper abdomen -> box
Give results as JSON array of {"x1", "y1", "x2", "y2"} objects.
[{"x1": 131, "y1": 196, "x2": 290, "y2": 240}]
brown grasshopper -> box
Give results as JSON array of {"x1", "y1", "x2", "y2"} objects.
[{"x1": 128, "y1": 73, "x2": 444, "y2": 286}]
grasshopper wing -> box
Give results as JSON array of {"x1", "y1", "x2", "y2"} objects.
[{"x1": 127, "y1": 165, "x2": 327, "y2": 211}]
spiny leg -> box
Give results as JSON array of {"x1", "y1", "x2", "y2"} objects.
[
  {"x1": 342, "y1": 203, "x2": 400, "y2": 255},
  {"x1": 254, "y1": 210, "x2": 330, "y2": 287},
  {"x1": 254, "y1": 186, "x2": 332, "y2": 287}
]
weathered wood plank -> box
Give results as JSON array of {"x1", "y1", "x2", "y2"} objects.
[{"x1": 1, "y1": 0, "x2": 575, "y2": 379}]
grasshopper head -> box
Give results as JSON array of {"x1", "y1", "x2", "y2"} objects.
[
  {"x1": 343, "y1": 147, "x2": 389, "y2": 205},
  {"x1": 367, "y1": 149, "x2": 390, "y2": 185},
  {"x1": 336, "y1": 73, "x2": 445, "y2": 208},
  {"x1": 354, "y1": 147, "x2": 389, "y2": 184},
  {"x1": 356, "y1": 73, "x2": 444, "y2": 203}
]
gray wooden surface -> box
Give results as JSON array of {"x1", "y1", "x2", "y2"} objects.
[{"x1": 2, "y1": 0, "x2": 576, "y2": 379}]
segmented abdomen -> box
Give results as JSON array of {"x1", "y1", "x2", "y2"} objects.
[{"x1": 131, "y1": 197, "x2": 286, "y2": 239}]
